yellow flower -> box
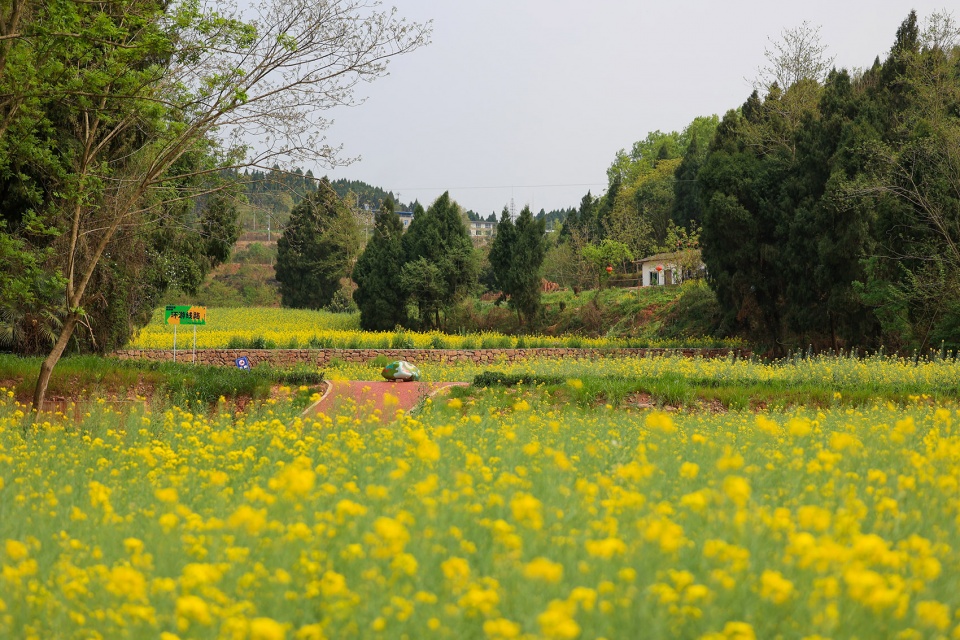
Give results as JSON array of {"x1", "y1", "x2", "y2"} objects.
[
  {"x1": 484, "y1": 618, "x2": 521, "y2": 639},
  {"x1": 155, "y1": 487, "x2": 179, "y2": 503},
  {"x1": 679, "y1": 462, "x2": 700, "y2": 479},
  {"x1": 568, "y1": 586, "x2": 597, "y2": 612},
  {"x1": 175, "y1": 595, "x2": 212, "y2": 630},
  {"x1": 459, "y1": 586, "x2": 500, "y2": 616},
  {"x1": 269, "y1": 456, "x2": 316, "y2": 499},
  {"x1": 294, "y1": 623, "x2": 326, "y2": 640},
  {"x1": 368, "y1": 516, "x2": 409, "y2": 558},
  {"x1": 523, "y1": 557, "x2": 564, "y2": 583},
  {"x1": 227, "y1": 505, "x2": 268, "y2": 535},
  {"x1": 88, "y1": 480, "x2": 112, "y2": 509},
  {"x1": 755, "y1": 415, "x2": 780, "y2": 436},
  {"x1": 759, "y1": 570, "x2": 794, "y2": 604},
  {"x1": 721, "y1": 621, "x2": 756, "y2": 640},
  {"x1": 787, "y1": 417, "x2": 812, "y2": 437},
  {"x1": 722, "y1": 476, "x2": 751, "y2": 508},
  {"x1": 645, "y1": 411, "x2": 676, "y2": 434},
  {"x1": 585, "y1": 537, "x2": 626, "y2": 559},
  {"x1": 4, "y1": 539, "x2": 28, "y2": 562},
  {"x1": 250, "y1": 617, "x2": 287, "y2": 640},
  {"x1": 537, "y1": 600, "x2": 580, "y2": 639},
  {"x1": 415, "y1": 438, "x2": 441, "y2": 462},
  {"x1": 510, "y1": 493, "x2": 544, "y2": 530},
  {"x1": 106, "y1": 565, "x2": 147, "y2": 602},
  {"x1": 914, "y1": 600, "x2": 950, "y2": 631},
  {"x1": 441, "y1": 557, "x2": 471, "y2": 591}
]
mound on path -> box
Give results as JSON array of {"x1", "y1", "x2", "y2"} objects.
[{"x1": 303, "y1": 380, "x2": 466, "y2": 423}]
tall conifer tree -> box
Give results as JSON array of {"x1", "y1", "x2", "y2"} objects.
[
  {"x1": 276, "y1": 178, "x2": 361, "y2": 309},
  {"x1": 352, "y1": 198, "x2": 407, "y2": 330}
]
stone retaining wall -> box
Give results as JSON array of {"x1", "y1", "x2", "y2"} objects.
[{"x1": 112, "y1": 347, "x2": 751, "y2": 368}]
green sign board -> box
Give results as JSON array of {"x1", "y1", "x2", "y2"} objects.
[{"x1": 164, "y1": 305, "x2": 207, "y2": 325}]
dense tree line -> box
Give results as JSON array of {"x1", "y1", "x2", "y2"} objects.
[
  {"x1": 349, "y1": 193, "x2": 549, "y2": 331},
  {"x1": 699, "y1": 10, "x2": 960, "y2": 352}
]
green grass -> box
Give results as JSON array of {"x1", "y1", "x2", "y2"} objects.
[{"x1": 0, "y1": 354, "x2": 324, "y2": 408}]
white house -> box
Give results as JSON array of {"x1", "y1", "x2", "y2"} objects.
[
  {"x1": 636, "y1": 250, "x2": 703, "y2": 287},
  {"x1": 468, "y1": 219, "x2": 496, "y2": 238}
]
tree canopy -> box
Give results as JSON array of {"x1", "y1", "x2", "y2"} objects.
[
  {"x1": 276, "y1": 179, "x2": 362, "y2": 310},
  {"x1": 0, "y1": 0, "x2": 429, "y2": 408}
]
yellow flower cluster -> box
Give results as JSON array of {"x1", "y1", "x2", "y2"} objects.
[
  {"x1": 128, "y1": 307, "x2": 723, "y2": 351},
  {"x1": 1, "y1": 369, "x2": 960, "y2": 638}
]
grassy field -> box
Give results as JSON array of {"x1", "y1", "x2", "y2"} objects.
[
  {"x1": 2, "y1": 355, "x2": 960, "y2": 638},
  {"x1": 0, "y1": 354, "x2": 324, "y2": 408}
]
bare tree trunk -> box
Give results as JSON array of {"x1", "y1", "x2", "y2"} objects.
[{"x1": 32, "y1": 312, "x2": 79, "y2": 411}]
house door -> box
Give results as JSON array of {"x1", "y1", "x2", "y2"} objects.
[{"x1": 664, "y1": 270, "x2": 672, "y2": 285}]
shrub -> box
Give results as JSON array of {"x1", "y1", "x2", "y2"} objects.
[
  {"x1": 391, "y1": 328, "x2": 415, "y2": 349},
  {"x1": 275, "y1": 365, "x2": 325, "y2": 386},
  {"x1": 472, "y1": 370, "x2": 564, "y2": 388},
  {"x1": 308, "y1": 335, "x2": 334, "y2": 349}
]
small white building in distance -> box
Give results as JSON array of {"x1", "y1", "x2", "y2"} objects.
[{"x1": 636, "y1": 250, "x2": 704, "y2": 286}]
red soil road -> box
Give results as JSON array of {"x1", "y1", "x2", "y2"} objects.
[{"x1": 303, "y1": 380, "x2": 467, "y2": 423}]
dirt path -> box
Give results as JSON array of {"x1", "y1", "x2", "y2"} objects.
[{"x1": 303, "y1": 380, "x2": 467, "y2": 423}]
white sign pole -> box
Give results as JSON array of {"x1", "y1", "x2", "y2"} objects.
[
  {"x1": 193, "y1": 325, "x2": 197, "y2": 365},
  {"x1": 173, "y1": 324, "x2": 177, "y2": 363}
]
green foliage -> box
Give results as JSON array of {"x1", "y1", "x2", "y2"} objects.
[
  {"x1": 327, "y1": 178, "x2": 408, "y2": 213},
  {"x1": 472, "y1": 371, "x2": 564, "y2": 388},
  {"x1": 582, "y1": 239, "x2": 634, "y2": 290},
  {"x1": 390, "y1": 327, "x2": 415, "y2": 350},
  {"x1": 400, "y1": 193, "x2": 479, "y2": 329},
  {"x1": 275, "y1": 179, "x2": 362, "y2": 310},
  {"x1": 352, "y1": 200, "x2": 407, "y2": 330},
  {"x1": 698, "y1": 11, "x2": 960, "y2": 353},
  {"x1": 489, "y1": 206, "x2": 547, "y2": 325},
  {"x1": 659, "y1": 282, "x2": 724, "y2": 340}
]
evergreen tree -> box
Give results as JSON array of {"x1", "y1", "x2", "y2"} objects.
[
  {"x1": 275, "y1": 179, "x2": 362, "y2": 309},
  {"x1": 510, "y1": 206, "x2": 548, "y2": 325},
  {"x1": 401, "y1": 192, "x2": 478, "y2": 328},
  {"x1": 488, "y1": 207, "x2": 517, "y2": 298},
  {"x1": 672, "y1": 136, "x2": 705, "y2": 228},
  {"x1": 352, "y1": 198, "x2": 407, "y2": 330},
  {"x1": 488, "y1": 205, "x2": 547, "y2": 325}
]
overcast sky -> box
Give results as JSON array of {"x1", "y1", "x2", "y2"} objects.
[{"x1": 320, "y1": 2, "x2": 950, "y2": 216}]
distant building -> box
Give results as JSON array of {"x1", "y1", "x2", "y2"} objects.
[
  {"x1": 468, "y1": 219, "x2": 496, "y2": 241},
  {"x1": 636, "y1": 250, "x2": 704, "y2": 286},
  {"x1": 388, "y1": 212, "x2": 494, "y2": 244},
  {"x1": 397, "y1": 211, "x2": 414, "y2": 230}
]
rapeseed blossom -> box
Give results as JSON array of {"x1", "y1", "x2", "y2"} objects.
[{"x1": 2, "y1": 363, "x2": 960, "y2": 638}]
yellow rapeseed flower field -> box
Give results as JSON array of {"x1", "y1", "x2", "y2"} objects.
[
  {"x1": 128, "y1": 307, "x2": 730, "y2": 351},
  {"x1": 2, "y1": 356, "x2": 960, "y2": 638}
]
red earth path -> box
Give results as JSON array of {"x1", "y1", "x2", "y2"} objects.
[{"x1": 302, "y1": 380, "x2": 467, "y2": 423}]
